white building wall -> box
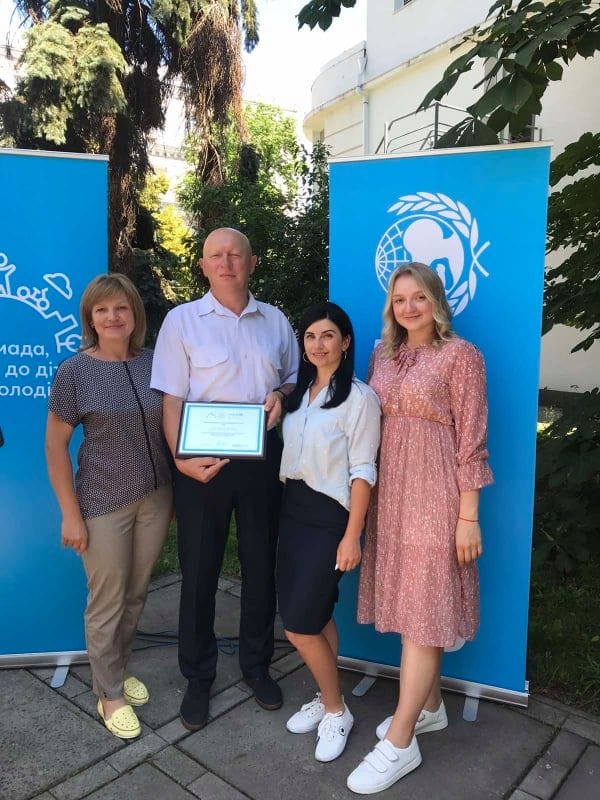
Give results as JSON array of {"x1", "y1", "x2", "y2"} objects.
[
  {"x1": 304, "y1": 1, "x2": 600, "y2": 392},
  {"x1": 366, "y1": 0, "x2": 490, "y2": 81}
]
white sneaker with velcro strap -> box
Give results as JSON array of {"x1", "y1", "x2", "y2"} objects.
[
  {"x1": 286, "y1": 693, "x2": 325, "y2": 733},
  {"x1": 346, "y1": 736, "x2": 422, "y2": 794}
]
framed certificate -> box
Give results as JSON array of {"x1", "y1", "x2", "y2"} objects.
[{"x1": 176, "y1": 402, "x2": 267, "y2": 460}]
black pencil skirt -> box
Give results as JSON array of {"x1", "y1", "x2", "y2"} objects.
[{"x1": 276, "y1": 479, "x2": 349, "y2": 635}]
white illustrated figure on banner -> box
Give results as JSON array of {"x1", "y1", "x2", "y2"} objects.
[
  {"x1": 375, "y1": 192, "x2": 491, "y2": 315},
  {"x1": 0, "y1": 251, "x2": 80, "y2": 352}
]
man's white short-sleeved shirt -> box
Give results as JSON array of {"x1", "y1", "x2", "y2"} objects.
[{"x1": 150, "y1": 291, "x2": 299, "y2": 402}]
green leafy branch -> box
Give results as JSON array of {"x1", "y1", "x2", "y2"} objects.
[
  {"x1": 419, "y1": 0, "x2": 600, "y2": 146},
  {"x1": 297, "y1": 0, "x2": 357, "y2": 31}
]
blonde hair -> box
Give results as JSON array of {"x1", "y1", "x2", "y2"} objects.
[
  {"x1": 381, "y1": 262, "x2": 456, "y2": 358},
  {"x1": 80, "y1": 274, "x2": 146, "y2": 354}
]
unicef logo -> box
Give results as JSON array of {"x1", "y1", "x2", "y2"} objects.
[{"x1": 375, "y1": 192, "x2": 491, "y2": 316}]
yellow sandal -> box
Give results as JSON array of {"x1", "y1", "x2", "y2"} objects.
[
  {"x1": 97, "y1": 699, "x2": 141, "y2": 739},
  {"x1": 123, "y1": 675, "x2": 149, "y2": 706}
]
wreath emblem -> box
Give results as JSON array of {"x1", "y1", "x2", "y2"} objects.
[{"x1": 375, "y1": 192, "x2": 491, "y2": 316}]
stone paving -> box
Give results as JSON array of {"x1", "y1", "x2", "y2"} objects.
[{"x1": 1, "y1": 573, "x2": 599, "y2": 800}]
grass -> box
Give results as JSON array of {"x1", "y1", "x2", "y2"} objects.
[
  {"x1": 527, "y1": 560, "x2": 600, "y2": 715},
  {"x1": 153, "y1": 523, "x2": 600, "y2": 716}
]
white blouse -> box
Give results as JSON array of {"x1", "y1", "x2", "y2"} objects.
[{"x1": 280, "y1": 379, "x2": 381, "y2": 510}]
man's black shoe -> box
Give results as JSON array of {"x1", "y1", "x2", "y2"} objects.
[
  {"x1": 180, "y1": 682, "x2": 209, "y2": 731},
  {"x1": 243, "y1": 672, "x2": 283, "y2": 710}
]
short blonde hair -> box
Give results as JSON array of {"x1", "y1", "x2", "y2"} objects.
[
  {"x1": 80, "y1": 274, "x2": 146, "y2": 353},
  {"x1": 381, "y1": 262, "x2": 455, "y2": 358}
]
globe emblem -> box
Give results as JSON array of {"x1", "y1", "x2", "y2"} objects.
[{"x1": 374, "y1": 192, "x2": 490, "y2": 317}]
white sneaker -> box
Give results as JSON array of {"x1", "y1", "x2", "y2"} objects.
[
  {"x1": 314, "y1": 704, "x2": 354, "y2": 762},
  {"x1": 286, "y1": 693, "x2": 325, "y2": 733},
  {"x1": 346, "y1": 737, "x2": 422, "y2": 794},
  {"x1": 375, "y1": 700, "x2": 448, "y2": 740}
]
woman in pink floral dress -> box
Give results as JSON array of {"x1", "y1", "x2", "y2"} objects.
[{"x1": 347, "y1": 263, "x2": 493, "y2": 795}]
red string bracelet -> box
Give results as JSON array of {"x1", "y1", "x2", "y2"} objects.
[{"x1": 458, "y1": 516, "x2": 478, "y2": 523}]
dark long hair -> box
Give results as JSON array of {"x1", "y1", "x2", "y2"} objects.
[{"x1": 286, "y1": 302, "x2": 355, "y2": 412}]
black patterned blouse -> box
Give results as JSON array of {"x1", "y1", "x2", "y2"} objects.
[{"x1": 49, "y1": 349, "x2": 171, "y2": 519}]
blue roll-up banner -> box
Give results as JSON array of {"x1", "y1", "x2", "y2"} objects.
[
  {"x1": 0, "y1": 149, "x2": 108, "y2": 665},
  {"x1": 331, "y1": 143, "x2": 551, "y2": 704}
]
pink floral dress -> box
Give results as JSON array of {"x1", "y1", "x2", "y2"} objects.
[{"x1": 357, "y1": 338, "x2": 493, "y2": 648}]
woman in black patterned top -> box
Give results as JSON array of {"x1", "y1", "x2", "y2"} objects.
[{"x1": 46, "y1": 274, "x2": 172, "y2": 740}]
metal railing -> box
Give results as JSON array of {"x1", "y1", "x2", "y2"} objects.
[{"x1": 374, "y1": 100, "x2": 542, "y2": 154}]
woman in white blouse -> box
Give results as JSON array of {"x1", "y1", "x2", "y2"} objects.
[{"x1": 277, "y1": 301, "x2": 381, "y2": 764}]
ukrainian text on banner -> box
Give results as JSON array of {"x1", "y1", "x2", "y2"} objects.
[
  {"x1": 0, "y1": 149, "x2": 108, "y2": 663},
  {"x1": 330, "y1": 144, "x2": 551, "y2": 700}
]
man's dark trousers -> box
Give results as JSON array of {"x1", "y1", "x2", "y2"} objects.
[{"x1": 175, "y1": 428, "x2": 283, "y2": 688}]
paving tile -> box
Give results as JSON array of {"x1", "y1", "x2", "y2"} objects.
[
  {"x1": 180, "y1": 668, "x2": 554, "y2": 800},
  {"x1": 69, "y1": 689, "x2": 101, "y2": 717},
  {"x1": 31, "y1": 667, "x2": 91, "y2": 698},
  {"x1": 270, "y1": 650, "x2": 303, "y2": 676},
  {"x1": 156, "y1": 717, "x2": 193, "y2": 744},
  {"x1": 66, "y1": 667, "x2": 93, "y2": 689},
  {"x1": 563, "y1": 714, "x2": 600, "y2": 746},
  {"x1": 554, "y1": 745, "x2": 600, "y2": 799},
  {"x1": 519, "y1": 730, "x2": 589, "y2": 798},
  {"x1": 149, "y1": 572, "x2": 181, "y2": 592},
  {"x1": 508, "y1": 792, "x2": 540, "y2": 800},
  {"x1": 0, "y1": 671, "x2": 121, "y2": 800},
  {"x1": 544, "y1": 730, "x2": 588, "y2": 767},
  {"x1": 53, "y1": 675, "x2": 92, "y2": 699},
  {"x1": 521, "y1": 763, "x2": 569, "y2": 799},
  {"x1": 50, "y1": 761, "x2": 118, "y2": 800},
  {"x1": 30, "y1": 668, "x2": 55, "y2": 680},
  {"x1": 227, "y1": 583, "x2": 242, "y2": 598},
  {"x1": 533, "y1": 695, "x2": 599, "y2": 724},
  {"x1": 209, "y1": 685, "x2": 251, "y2": 719},
  {"x1": 517, "y1": 697, "x2": 568, "y2": 729},
  {"x1": 151, "y1": 746, "x2": 206, "y2": 786},
  {"x1": 31, "y1": 794, "x2": 56, "y2": 800},
  {"x1": 105, "y1": 732, "x2": 166, "y2": 774},
  {"x1": 84, "y1": 763, "x2": 192, "y2": 800},
  {"x1": 188, "y1": 772, "x2": 249, "y2": 800},
  {"x1": 217, "y1": 578, "x2": 234, "y2": 591}
]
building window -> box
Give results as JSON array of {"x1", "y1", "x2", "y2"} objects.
[
  {"x1": 314, "y1": 129, "x2": 325, "y2": 145},
  {"x1": 394, "y1": 0, "x2": 416, "y2": 11}
]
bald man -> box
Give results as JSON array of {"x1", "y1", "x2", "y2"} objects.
[{"x1": 152, "y1": 228, "x2": 298, "y2": 729}]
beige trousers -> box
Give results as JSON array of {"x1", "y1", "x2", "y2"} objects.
[{"x1": 82, "y1": 483, "x2": 172, "y2": 699}]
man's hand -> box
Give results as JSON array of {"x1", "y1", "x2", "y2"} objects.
[
  {"x1": 264, "y1": 391, "x2": 283, "y2": 430},
  {"x1": 175, "y1": 456, "x2": 229, "y2": 483}
]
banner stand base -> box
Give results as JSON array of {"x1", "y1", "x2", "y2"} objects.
[
  {"x1": 339, "y1": 656, "x2": 529, "y2": 708},
  {"x1": 349, "y1": 671, "x2": 483, "y2": 721},
  {"x1": 0, "y1": 650, "x2": 89, "y2": 669},
  {"x1": 51, "y1": 664, "x2": 70, "y2": 688},
  {"x1": 352, "y1": 675, "x2": 377, "y2": 697},
  {"x1": 462, "y1": 695, "x2": 480, "y2": 722}
]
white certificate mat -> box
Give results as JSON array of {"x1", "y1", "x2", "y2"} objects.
[{"x1": 177, "y1": 402, "x2": 267, "y2": 459}]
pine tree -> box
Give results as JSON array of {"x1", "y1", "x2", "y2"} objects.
[{"x1": 1, "y1": 1, "x2": 258, "y2": 273}]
